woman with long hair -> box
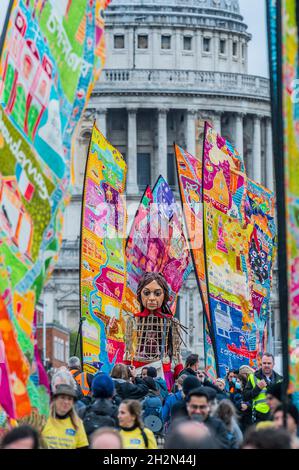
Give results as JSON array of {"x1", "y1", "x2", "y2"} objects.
[
  {"x1": 118, "y1": 399, "x2": 157, "y2": 449},
  {"x1": 42, "y1": 384, "x2": 88, "y2": 449},
  {"x1": 213, "y1": 399, "x2": 243, "y2": 449}
]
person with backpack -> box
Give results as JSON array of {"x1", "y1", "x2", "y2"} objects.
[
  {"x1": 68, "y1": 356, "x2": 93, "y2": 399},
  {"x1": 79, "y1": 373, "x2": 118, "y2": 438},
  {"x1": 162, "y1": 374, "x2": 186, "y2": 430},
  {"x1": 146, "y1": 367, "x2": 168, "y2": 403},
  {"x1": 118, "y1": 399, "x2": 157, "y2": 449},
  {"x1": 141, "y1": 377, "x2": 163, "y2": 437}
]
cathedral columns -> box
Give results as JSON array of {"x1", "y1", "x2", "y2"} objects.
[
  {"x1": 157, "y1": 108, "x2": 168, "y2": 180},
  {"x1": 212, "y1": 111, "x2": 222, "y2": 134},
  {"x1": 96, "y1": 108, "x2": 107, "y2": 137},
  {"x1": 235, "y1": 113, "x2": 244, "y2": 158},
  {"x1": 186, "y1": 109, "x2": 197, "y2": 156},
  {"x1": 266, "y1": 117, "x2": 274, "y2": 191},
  {"x1": 253, "y1": 115, "x2": 262, "y2": 183},
  {"x1": 126, "y1": 107, "x2": 138, "y2": 194}
]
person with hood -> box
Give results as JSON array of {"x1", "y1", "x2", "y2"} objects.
[
  {"x1": 79, "y1": 373, "x2": 119, "y2": 438},
  {"x1": 146, "y1": 366, "x2": 168, "y2": 403},
  {"x1": 111, "y1": 363, "x2": 148, "y2": 401}
]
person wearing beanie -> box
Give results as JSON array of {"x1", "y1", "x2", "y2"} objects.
[
  {"x1": 92, "y1": 373, "x2": 115, "y2": 399},
  {"x1": 266, "y1": 382, "x2": 282, "y2": 414},
  {"x1": 79, "y1": 373, "x2": 119, "y2": 437},
  {"x1": 273, "y1": 403, "x2": 299, "y2": 447},
  {"x1": 169, "y1": 376, "x2": 201, "y2": 422},
  {"x1": 146, "y1": 367, "x2": 168, "y2": 403}
]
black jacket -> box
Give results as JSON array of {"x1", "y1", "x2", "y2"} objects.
[
  {"x1": 243, "y1": 369, "x2": 282, "y2": 402},
  {"x1": 178, "y1": 367, "x2": 197, "y2": 378},
  {"x1": 113, "y1": 377, "x2": 149, "y2": 401},
  {"x1": 204, "y1": 416, "x2": 231, "y2": 449},
  {"x1": 79, "y1": 397, "x2": 119, "y2": 436}
]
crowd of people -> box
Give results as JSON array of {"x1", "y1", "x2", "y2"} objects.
[{"x1": 1, "y1": 351, "x2": 298, "y2": 450}]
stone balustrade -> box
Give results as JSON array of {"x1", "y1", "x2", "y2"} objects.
[{"x1": 95, "y1": 69, "x2": 270, "y2": 100}]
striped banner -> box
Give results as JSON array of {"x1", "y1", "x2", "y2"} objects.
[{"x1": 80, "y1": 124, "x2": 127, "y2": 374}]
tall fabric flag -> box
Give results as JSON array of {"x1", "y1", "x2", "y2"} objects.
[
  {"x1": 123, "y1": 175, "x2": 191, "y2": 347},
  {"x1": 174, "y1": 143, "x2": 217, "y2": 378},
  {"x1": 0, "y1": 1, "x2": 110, "y2": 419},
  {"x1": 80, "y1": 124, "x2": 127, "y2": 375},
  {"x1": 124, "y1": 186, "x2": 153, "y2": 316},
  {"x1": 202, "y1": 123, "x2": 255, "y2": 377},
  {"x1": 267, "y1": 0, "x2": 299, "y2": 402},
  {"x1": 245, "y1": 180, "x2": 276, "y2": 361}
]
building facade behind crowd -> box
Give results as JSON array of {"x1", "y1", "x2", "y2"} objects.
[{"x1": 37, "y1": 0, "x2": 281, "y2": 370}]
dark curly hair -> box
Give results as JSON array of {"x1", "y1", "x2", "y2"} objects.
[{"x1": 137, "y1": 272, "x2": 170, "y2": 313}]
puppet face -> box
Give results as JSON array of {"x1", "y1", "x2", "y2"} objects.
[{"x1": 140, "y1": 280, "x2": 165, "y2": 311}]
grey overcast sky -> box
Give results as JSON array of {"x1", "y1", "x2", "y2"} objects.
[{"x1": 0, "y1": 0, "x2": 269, "y2": 77}]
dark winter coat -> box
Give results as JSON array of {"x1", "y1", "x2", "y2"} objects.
[{"x1": 113, "y1": 377, "x2": 149, "y2": 401}]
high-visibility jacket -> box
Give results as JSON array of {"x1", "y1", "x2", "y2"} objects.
[
  {"x1": 70, "y1": 369, "x2": 90, "y2": 397},
  {"x1": 248, "y1": 373, "x2": 269, "y2": 415}
]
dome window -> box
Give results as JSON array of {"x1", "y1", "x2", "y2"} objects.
[
  {"x1": 161, "y1": 35, "x2": 171, "y2": 50},
  {"x1": 233, "y1": 41, "x2": 238, "y2": 57},
  {"x1": 203, "y1": 37, "x2": 211, "y2": 53},
  {"x1": 183, "y1": 36, "x2": 192, "y2": 51},
  {"x1": 242, "y1": 44, "x2": 246, "y2": 59},
  {"x1": 114, "y1": 34, "x2": 125, "y2": 49},
  {"x1": 138, "y1": 35, "x2": 148, "y2": 49},
  {"x1": 220, "y1": 39, "x2": 226, "y2": 55}
]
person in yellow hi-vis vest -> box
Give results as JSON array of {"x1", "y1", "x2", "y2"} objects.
[{"x1": 243, "y1": 353, "x2": 282, "y2": 424}]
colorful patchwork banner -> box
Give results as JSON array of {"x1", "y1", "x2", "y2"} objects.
[
  {"x1": 124, "y1": 186, "x2": 154, "y2": 316},
  {"x1": 124, "y1": 176, "x2": 191, "y2": 316},
  {"x1": 174, "y1": 143, "x2": 217, "y2": 377},
  {"x1": 283, "y1": 0, "x2": 299, "y2": 399},
  {"x1": 245, "y1": 179, "x2": 276, "y2": 363},
  {"x1": 81, "y1": 124, "x2": 127, "y2": 374},
  {"x1": 151, "y1": 176, "x2": 192, "y2": 309},
  {"x1": 0, "y1": 1, "x2": 109, "y2": 419},
  {"x1": 203, "y1": 123, "x2": 256, "y2": 377}
]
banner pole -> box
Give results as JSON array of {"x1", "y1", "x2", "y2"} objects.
[
  {"x1": 0, "y1": 0, "x2": 14, "y2": 59},
  {"x1": 266, "y1": 0, "x2": 289, "y2": 425}
]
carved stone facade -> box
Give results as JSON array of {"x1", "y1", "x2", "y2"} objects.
[{"x1": 39, "y1": 0, "x2": 281, "y2": 366}]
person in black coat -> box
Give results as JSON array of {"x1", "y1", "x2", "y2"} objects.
[
  {"x1": 185, "y1": 388, "x2": 231, "y2": 449},
  {"x1": 178, "y1": 354, "x2": 199, "y2": 378},
  {"x1": 170, "y1": 376, "x2": 201, "y2": 422},
  {"x1": 79, "y1": 373, "x2": 119, "y2": 437},
  {"x1": 111, "y1": 363, "x2": 148, "y2": 402}
]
